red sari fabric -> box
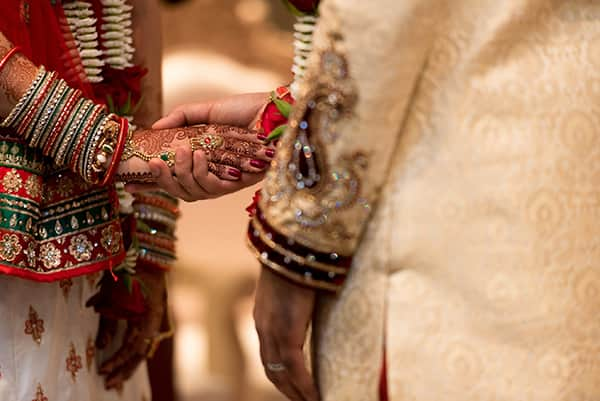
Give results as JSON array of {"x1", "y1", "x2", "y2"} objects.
[{"x1": 0, "y1": 0, "x2": 93, "y2": 98}]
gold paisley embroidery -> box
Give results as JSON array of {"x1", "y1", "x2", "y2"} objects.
[
  {"x1": 262, "y1": 33, "x2": 365, "y2": 255},
  {"x1": 101, "y1": 226, "x2": 122, "y2": 254}
]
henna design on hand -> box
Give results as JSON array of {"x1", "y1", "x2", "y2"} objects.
[
  {"x1": 207, "y1": 149, "x2": 243, "y2": 169},
  {"x1": 129, "y1": 128, "x2": 188, "y2": 155},
  {"x1": 208, "y1": 162, "x2": 229, "y2": 179},
  {"x1": 222, "y1": 138, "x2": 262, "y2": 157},
  {"x1": 0, "y1": 52, "x2": 38, "y2": 106}
]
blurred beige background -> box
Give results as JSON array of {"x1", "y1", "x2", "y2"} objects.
[{"x1": 160, "y1": 1, "x2": 294, "y2": 400}]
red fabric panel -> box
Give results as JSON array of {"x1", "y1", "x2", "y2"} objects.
[{"x1": 0, "y1": 0, "x2": 93, "y2": 98}]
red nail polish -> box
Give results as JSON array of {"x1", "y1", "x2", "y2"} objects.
[
  {"x1": 257, "y1": 134, "x2": 268, "y2": 141},
  {"x1": 228, "y1": 168, "x2": 241, "y2": 178},
  {"x1": 250, "y1": 159, "x2": 267, "y2": 169},
  {"x1": 265, "y1": 149, "x2": 275, "y2": 158}
]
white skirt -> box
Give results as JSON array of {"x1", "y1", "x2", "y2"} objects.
[{"x1": 0, "y1": 274, "x2": 151, "y2": 401}]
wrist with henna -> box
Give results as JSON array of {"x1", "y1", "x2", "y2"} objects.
[
  {"x1": 86, "y1": 263, "x2": 167, "y2": 321},
  {"x1": 1, "y1": 61, "x2": 128, "y2": 184},
  {"x1": 116, "y1": 124, "x2": 276, "y2": 183},
  {"x1": 0, "y1": 35, "x2": 38, "y2": 116}
]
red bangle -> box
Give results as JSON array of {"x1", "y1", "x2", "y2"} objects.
[
  {"x1": 44, "y1": 89, "x2": 82, "y2": 155},
  {"x1": 0, "y1": 46, "x2": 22, "y2": 73},
  {"x1": 100, "y1": 116, "x2": 129, "y2": 186}
]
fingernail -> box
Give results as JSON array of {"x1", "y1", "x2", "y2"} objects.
[
  {"x1": 250, "y1": 159, "x2": 267, "y2": 169},
  {"x1": 150, "y1": 165, "x2": 160, "y2": 178},
  {"x1": 257, "y1": 134, "x2": 268, "y2": 141},
  {"x1": 228, "y1": 168, "x2": 241, "y2": 178},
  {"x1": 265, "y1": 149, "x2": 275, "y2": 158}
]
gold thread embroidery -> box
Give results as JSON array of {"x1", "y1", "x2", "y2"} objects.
[
  {"x1": 24, "y1": 175, "x2": 41, "y2": 198},
  {"x1": 66, "y1": 342, "x2": 83, "y2": 382},
  {"x1": 39, "y1": 242, "x2": 61, "y2": 269},
  {"x1": 24, "y1": 305, "x2": 44, "y2": 344},
  {"x1": 0, "y1": 233, "x2": 22, "y2": 261},
  {"x1": 32, "y1": 384, "x2": 48, "y2": 401},
  {"x1": 262, "y1": 39, "x2": 366, "y2": 254},
  {"x1": 2, "y1": 169, "x2": 23, "y2": 193},
  {"x1": 101, "y1": 226, "x2": 122, "y2": 254},
  {"x1": 68, "y1": 234, "x2": 93, "y2": 262}
]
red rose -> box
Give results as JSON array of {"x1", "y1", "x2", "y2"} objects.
[
  {"x1": 260, "y1": 86, "x2": 294, "y2": 135},
  {"x1": 246, "y1": 189, "x2": 262, "y2": 218},
  {"x1": 284, "y1": 0, "x2": 320, "y2": 13}
]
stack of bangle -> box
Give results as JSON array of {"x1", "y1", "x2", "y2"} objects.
[
  {"x1": 0, "y1": 66, "x2": 127, "y2": 185},
  {"x1": 133, "y1": 192, "x2": 179, "y2": 270}
]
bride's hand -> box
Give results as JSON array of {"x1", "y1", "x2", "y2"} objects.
[{"x1": 126, "y1": 93, "x2": 271, "y2": 201}]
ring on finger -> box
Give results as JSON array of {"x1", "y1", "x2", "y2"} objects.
[
  {"x1": 266, "y1": 362, "x2": 286, "y2": 373},
  {"x1": 190, "y1": 134, "x2": 224, "y2": 152}
]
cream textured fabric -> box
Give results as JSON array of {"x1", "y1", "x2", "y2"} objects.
[
  {"x1": 0, "y1": 275, "x2": 150, "y2": 401},
  {"x1": 260, "y1": 0, "x2": 600, "y2": 399}
]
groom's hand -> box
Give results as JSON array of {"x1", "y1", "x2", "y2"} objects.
[
  {"x1": 153, "y1": 92, "x2": 268, "y2": 130},
  {"x1": 254, "y1": 268, "x2": 320, "y2": 401}
]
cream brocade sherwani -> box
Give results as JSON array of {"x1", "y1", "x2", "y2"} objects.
[{"x1": 259, "y1": 0, "x2": 600, "y2": 400}]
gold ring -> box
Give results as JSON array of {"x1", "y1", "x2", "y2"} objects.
[
  {"x1": 190, "y1": 134, "x2": 224, "y2": 152},
  {"x1": 158, "y1": 151, "x2": 176, "y2": 168}
]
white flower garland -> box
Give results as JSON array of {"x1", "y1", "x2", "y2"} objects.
[
  {"x1": 62, "y1": 0, "x2": 136, "y2": 84},
  {"x1": 63, "y1": 0, "x2": 136, "y2": 212},
  {"x1": 101, "y1": 0, "x2": 135, "y2": 69},
  {"x1": 62, "y1": 1, "x2": 105, "y2": 83},
  {"x1": 290, "y1": 14, "x2": 317, "y2": 98}
]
